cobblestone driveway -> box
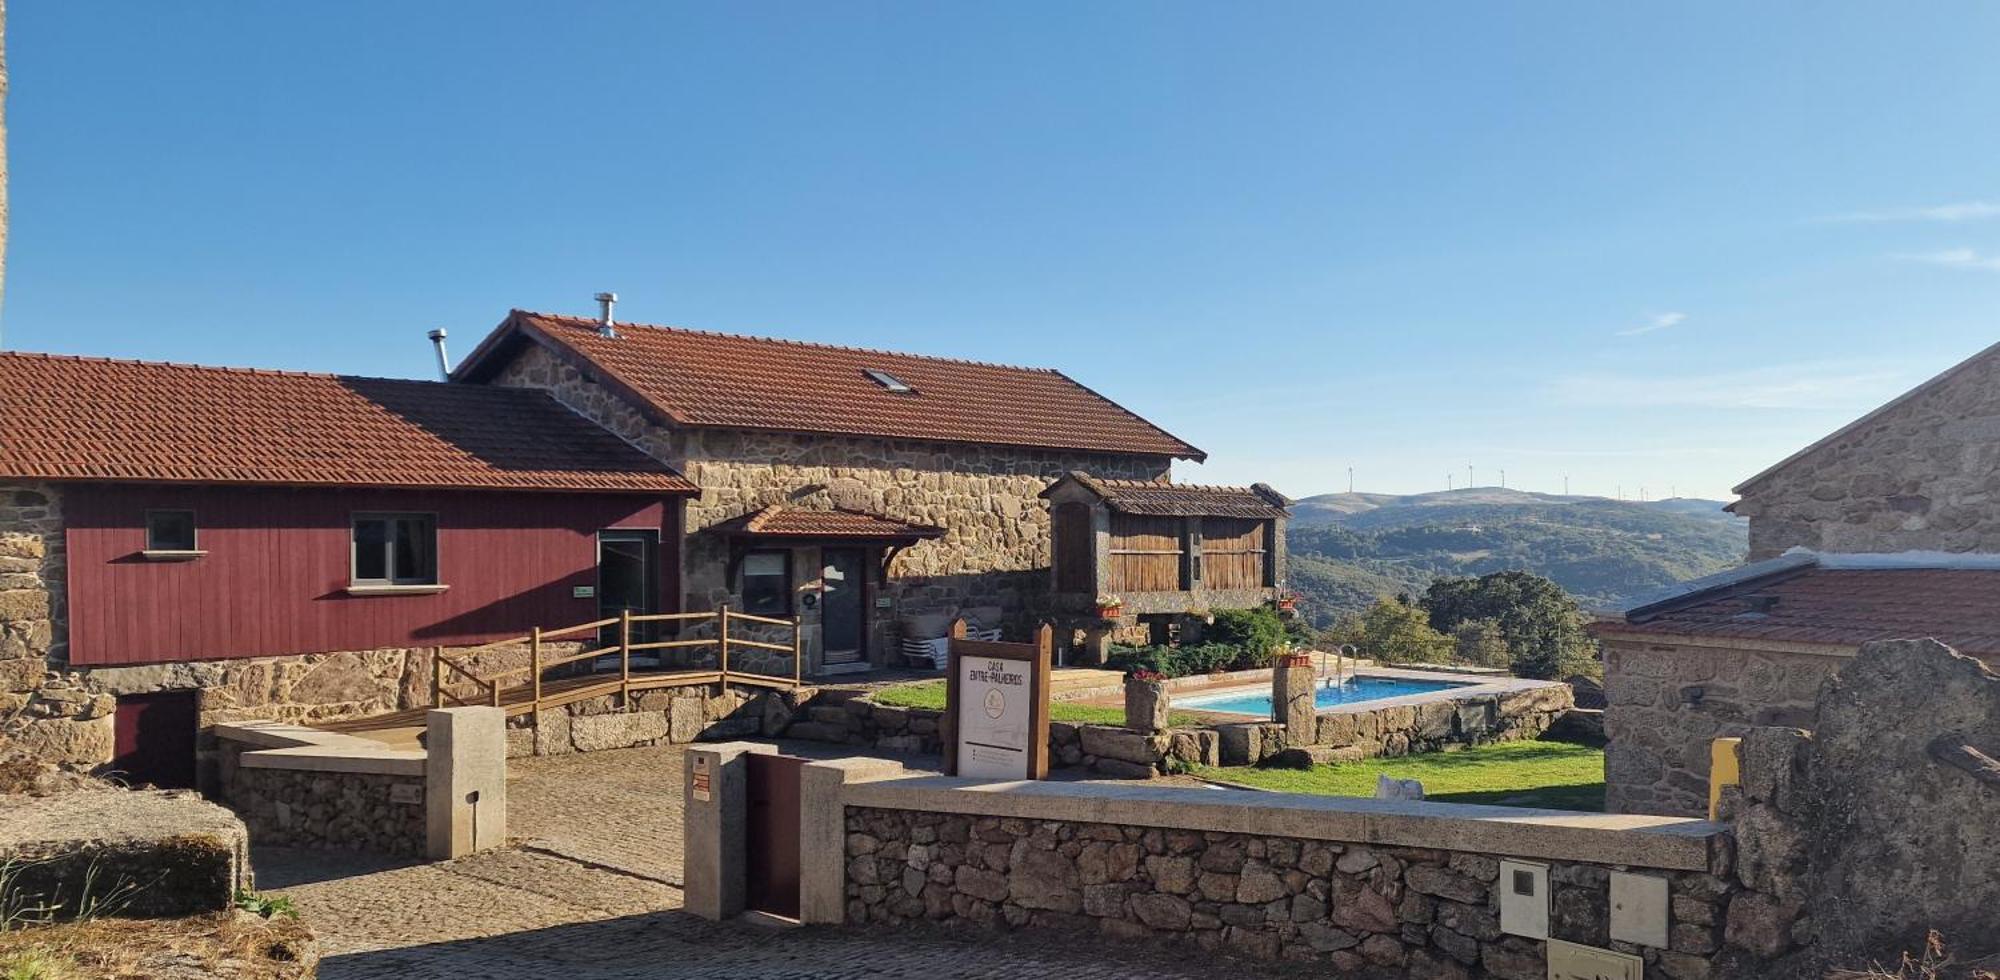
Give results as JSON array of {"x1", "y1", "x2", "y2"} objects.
[{"x1": 256, "y1": 742, "x2": 1288, "y2": 979}]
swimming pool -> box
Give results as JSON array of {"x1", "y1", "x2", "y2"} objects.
[{"x1": 1177, "y1": 676, "x2": 1472, "y2": 716}]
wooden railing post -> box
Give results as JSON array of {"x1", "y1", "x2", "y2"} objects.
[
  {"x1": 431, "y1": 647, "x2": 442, "y2": 708},
  {"x1": 792, "y1": 614, "x2": 804, "y2": 689},
  {"x1": 718, "y1": 604, "x2": 731, "y2": 695},
  {"x1": 530, "y1": 627, "x2": 543, "y2": 729},
  {"x1": 620, "y1": 609, "x2": 633, "y2": 707}
]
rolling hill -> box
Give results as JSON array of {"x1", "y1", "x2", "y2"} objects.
[{"x1": 1284, "y1": 488, "x2": 1747, "y2": 625}]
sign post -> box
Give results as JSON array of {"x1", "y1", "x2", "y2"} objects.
[{"x1": 942, "y1": 619, "x2": 1052, "y2": 780}]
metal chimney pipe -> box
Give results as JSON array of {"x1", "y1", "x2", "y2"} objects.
[
  {"x1": 427, "y1": 328, "x2": 452, "y2": 380},
  {"x1": 594, "y1": 292, "x2": 618, "y2": 338}
]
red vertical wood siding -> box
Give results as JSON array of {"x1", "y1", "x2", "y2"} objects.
[{"x1": 63, "y1": 485, "x2": 683, "y2": 667}]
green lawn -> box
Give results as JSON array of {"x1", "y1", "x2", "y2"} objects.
[
  {"x1": 870, "y1": 680, "x2": 1204, "y2": 728},
  {"x1": 1197, "y1": 740, "x2": 1606, "y2": 812}
]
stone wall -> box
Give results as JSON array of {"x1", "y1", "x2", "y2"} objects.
[
  {"x1": 0, "y1": 481, "x2": 107, "y2": 767},
  {"x1": 503, "y1": 683, "x2": 798, "y2": 758},
  {"x1": 223, "y1": 764, "x2": 427, "y2": 857},
  {"x1": 1, "y1": 786, "x2": 250, "y2": 920},
  {"x1": 1601, "y1": 637, "x2": 1836, "y2": 816},
  {"x1": 839, "y1": 806, "x2": 1736, "y2": 980},
  {"x1": 492, "y1": 343, "x2": 1174, "y2": 660},
  {"x1": 1732, "y1": 345, "x2": 2000, "y2": 559}
]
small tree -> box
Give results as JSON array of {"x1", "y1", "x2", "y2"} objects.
[
  {"x1": 1421, "y1": 571, "x2": 1598, "y2": 680},
  {"x1": 1356, "y1": 597, "x2": 1453, "y2": 665},
  {"x1": 1452, "y1": 617, "x2": 1511, "y2": 668}
]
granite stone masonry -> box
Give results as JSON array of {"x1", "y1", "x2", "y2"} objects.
[
  {"x1": 842, "y1": 807, "x2": 1740, "y2": 979},
  {"x1": 504, "y1": 684, "x2": 793, "y2": 759},
  {"x1": 1601, "y1": 638, "x2": 1833, "y2": 816},
  {"x1": 493, "y1": 344, "x2": 1171, "y2": 654},
  {"x1": 1733, "y1": 342, "x2": 2000, "y2": 559},
  {"x1": 226, "y1": 765, "x2": 427, "y2": 857},
  {"x1": 0, "y1": 481, "x2": 103, "y2": 766}
]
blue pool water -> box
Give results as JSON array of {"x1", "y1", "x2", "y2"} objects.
[{"x1": 1178, "y1": 677, "x2": 1470, "y2": 716}]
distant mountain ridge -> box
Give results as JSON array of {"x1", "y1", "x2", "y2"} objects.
[{"x1": 1284, "y1": 487, "x2": 1746, "y2": 624}]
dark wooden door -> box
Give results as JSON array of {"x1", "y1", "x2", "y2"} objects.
[
  {"x1": 596, "y1": 529, "x2": 660, "y2": 660},
  {"x1": 112, "y1": 690, "x2": 198, "y2": 789},
  {"x1": 745, "y1": 753, "x2": 805, "y2": 918},
  {"x1": 820, "y1": 548, "x2": 866, "y2": 665}
]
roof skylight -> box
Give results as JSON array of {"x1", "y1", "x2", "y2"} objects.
[{"x1": 863, "y1": 369, "x2": 915, "y2": 394}]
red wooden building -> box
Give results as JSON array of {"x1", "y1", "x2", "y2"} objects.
[{"x1": 0, "y1": 354, "x2": 695, "y2": 785}]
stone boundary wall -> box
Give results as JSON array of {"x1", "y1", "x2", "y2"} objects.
[
  {"x1": 805, "y1": 770, "x2": 1816, "y2": 980},
  {"x1": 210, "y1": 709, "x2": 506, "y2": 860},
  {"x1": 1602, "y1": 637, "x2": 1838, "y2": 816},
  {"x1": 0, "y1": 788, "x2": 249, "y2": 921},
  {"x1": 212, "y1": 733, "x2": 427, "y2": 857}
]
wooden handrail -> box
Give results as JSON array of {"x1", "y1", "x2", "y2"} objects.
[
  {"x1": 417, "y1": 604, "x2": 812, "y2": 722},
  {"x1": 727, "y1": 638, "x2": 796, "y2": 653},
  {"x1": 537, "y1": 617, "x2": 621, "y2": 640},
  {"x1": 724, "y1": 609, "x2": 797, "y2": 627}
]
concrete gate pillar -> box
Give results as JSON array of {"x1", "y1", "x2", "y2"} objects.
[
  {"x1": 427, "y1": 707, "x2": 508, "y2": 860},
  {"x1": 683, "y1": 742, "x2": 775, "y2": 921}
]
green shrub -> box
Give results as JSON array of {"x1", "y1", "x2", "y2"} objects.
[
  {"x1": 1207, "y1": 607, "x2": 1288, "y2": 666},
  {"x1": 1106, "y1": 642, "x2": 1257, "y2": 679}
]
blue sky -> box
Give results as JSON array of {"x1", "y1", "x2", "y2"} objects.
[{"x1": 8, "y1": 3, "x2": 2000, "y2": 500}]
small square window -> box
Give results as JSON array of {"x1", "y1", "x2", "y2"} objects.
[
  {"x1": 352, "y1": 514, "x2": 438, "y2": 586},
  {"x1": 741, "y1": 550, "x2": 791, "y2": 616},
  {"x1": 146, "y1": 510, "x2": 197, "y2": 552}
]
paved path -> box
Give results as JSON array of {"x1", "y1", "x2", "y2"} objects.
[{"x1": 255, "y1": 742, "x2": 1280, "y2": 979}]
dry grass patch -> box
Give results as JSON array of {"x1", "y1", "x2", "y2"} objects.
[{"x1": 0, "y1": 913, "x2": 316, "y2": 980}]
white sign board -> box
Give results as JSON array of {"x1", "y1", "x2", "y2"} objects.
[{"x1": 956, "y1": 656, "x2": 1032, "y2": 779}]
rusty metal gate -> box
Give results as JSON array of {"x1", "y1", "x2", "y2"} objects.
[{"x1": 745, "y1": 753, "x2": 805, "y2": 918}]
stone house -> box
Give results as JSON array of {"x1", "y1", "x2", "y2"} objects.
[
  {"x1": 0, "y1": 305, "x2": 1282, "y2": 778},
  {"x1": 450, "y1": 308, "x2": 1217, "y2": 673},
  {"x1": 1731, "y1": 339, "x2": 2000, "y2": 559},
  {"x1": 0, "y1": 352, "x2": 696, "y2": 785},
  {"x1": 1596, "y1": 551, "x2": 2000, "y2": 816}
]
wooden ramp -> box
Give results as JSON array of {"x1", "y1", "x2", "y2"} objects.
[{"x1": 317, "y1": 667, "x2": 786, "y2": 734}]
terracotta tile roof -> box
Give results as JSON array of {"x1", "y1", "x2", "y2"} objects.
[
  {"x1": 712, "y1": 505, "x2": 945, "y2": 541},
  {"x1": 1042, "y1": 471, "x2": 1290, "y2": 519},
  {"x1": 456, "y1": 310, "x2": 1204, "y2": 461},
  {"x1": 1598, "y1": 564, "x2": 2000, "y2": 657},
  {"x1": 0, "y1": 352, "x2": 696, "y2": 494}
]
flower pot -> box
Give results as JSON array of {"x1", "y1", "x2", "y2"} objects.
[
  {"x1": 1096, "y1": 606, "x2": 1122, "y2": 621},
  {"x1": 1280, "y1": 653, "x2": 1313, "y2": 669}
]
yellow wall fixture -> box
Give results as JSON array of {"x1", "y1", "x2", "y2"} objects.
[{"x1": 1709, "y1": 737, "x2": 1742, "y2": 820}]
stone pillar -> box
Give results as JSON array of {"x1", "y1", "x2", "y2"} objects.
[
  {"x1": 1123, "y1": 676, "x2": 1170, "y2": 734},
  {"x1": 1273, "y1": 654, "x2": 1315, "y2": 747},
  {"x1": 798, "y1": 756, "x2": 906, "y2": 925},
  {"x1": 683, "y1": 741, "x2": 775, "y2": 921},
  {"x1": 426, "y1": 707, "x2": 507, "y2": 860}
]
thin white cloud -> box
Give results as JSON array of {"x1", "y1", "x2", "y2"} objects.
[
  {"x1": 1897, "y1": 248, "x2": 2000, "y2": 271},
  {"x1": 1824, "y1": 201, "x2": 2000, "y2": 223},
  {"x1": 1548, "y1": 361, "x2": 1908, "y2": 411},
  {"x1": 1616, "y1": 312, "x2": 1687, "y2": 337}
]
